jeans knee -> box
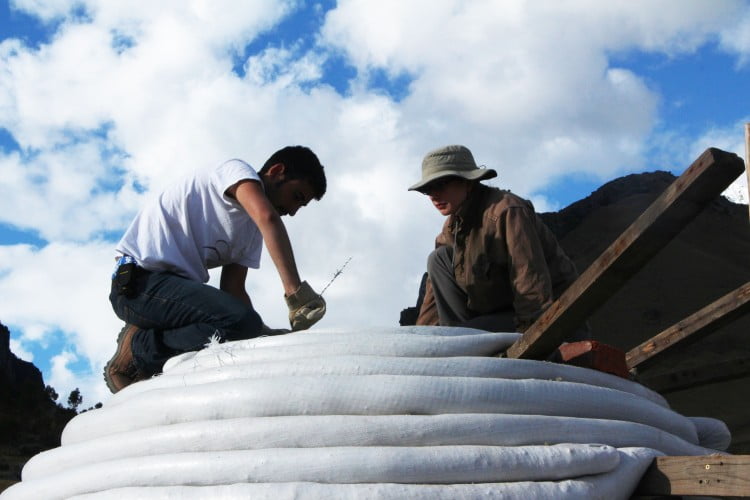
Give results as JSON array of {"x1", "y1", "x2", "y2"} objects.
[
  {"x1": 223, "y1": 307, "x2": 262, "y2": 341},
  {"x1": 426, "y1": 249, "x2": 440, "y2": 273},
  {"x1": 427, "y1": 246, "x2": 452, "y2": 274},
  {"x1": 426, "y1": 250, "x2": 437, "y2": 273}
]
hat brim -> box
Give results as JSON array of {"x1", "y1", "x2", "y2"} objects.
[{"x1": 408, "y1": 167, "x2": 497, "y2": 191}]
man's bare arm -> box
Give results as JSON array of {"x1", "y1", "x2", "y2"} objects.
[
  {"x1": 220, "y1": 263, "x2": 252, "y2": 305},
  {"x1": 226, "y1": 179, "x2": 301, "y2": 296}
]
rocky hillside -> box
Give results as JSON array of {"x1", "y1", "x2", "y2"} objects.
[
  {"x1": 539, "y1": 170, "x2": 750, "y2": 453},
  {"x1": 539, "y1": 171, "x2": 750, "y2": 351},
  {"x1": 0, "y1": 322, "x2": 76, "y2": 490},
  {"x1": 0, "y1": 323, "x2": 44, "y2": 393}
]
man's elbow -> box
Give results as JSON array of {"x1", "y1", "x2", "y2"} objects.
[{"x1": 255, "y1": 207, "x2": 283, "y2": 228}]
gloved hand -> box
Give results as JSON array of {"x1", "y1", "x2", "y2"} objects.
[{"x1": 285, "y1": 281, "x2": 326, "y2": 331}]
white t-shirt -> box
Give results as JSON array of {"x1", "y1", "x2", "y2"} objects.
[{"x1": 116, "y1": 159, "x2": 263, "y2": 283}]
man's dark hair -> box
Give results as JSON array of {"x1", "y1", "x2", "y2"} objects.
[{"x1": 260, "y1": 145, "x2": 327, "y2": 200}]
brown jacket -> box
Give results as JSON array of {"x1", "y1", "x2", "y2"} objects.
[{"x1": 416, "y1": 184, "x2": 578, "y2": 331}]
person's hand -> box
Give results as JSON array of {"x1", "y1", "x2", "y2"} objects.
[{"x1": 285, "y1": 281, "x2": 326, "y2": 331}]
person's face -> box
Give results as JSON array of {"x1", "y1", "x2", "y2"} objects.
[
  {"x1": 420, "y1": 176, "x2": 471, "y2": 216},
  {"x1": 264, "y1": 164, "x2": 316, "y2": 216}
]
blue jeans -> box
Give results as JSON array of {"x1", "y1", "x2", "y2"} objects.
[{"x1": 109, "y1": 267, "x2": 263, "y2": 376}]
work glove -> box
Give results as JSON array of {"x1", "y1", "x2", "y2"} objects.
[{"x1": 285, "y1": 281, "x2": 326, "y2": 331}]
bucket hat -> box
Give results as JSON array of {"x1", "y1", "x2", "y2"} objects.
[{"x1": 408, "y1": 145, "x2": 497, "y2": 191}]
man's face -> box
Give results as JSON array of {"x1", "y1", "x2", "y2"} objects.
[
  {"x1": 266, "y1": 177, "x2": 316, "y2": 216},
  {"x1": 420, "y1": 176, "x2": 470, "y2": 216}
]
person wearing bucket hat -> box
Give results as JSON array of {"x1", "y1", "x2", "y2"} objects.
[
  {"x1": 410, "y1": 145, "x2": 586, "y2": 337},
  {"x1": 408, "y1": 145, "x2": 497, "y2": 192}
]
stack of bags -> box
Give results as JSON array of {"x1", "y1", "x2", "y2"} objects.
[{"x1": 2, "y1": 326, "x2": 730, "y2": 499}]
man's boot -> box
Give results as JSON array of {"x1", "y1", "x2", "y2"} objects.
[{"x1": 104, "y1": 324, "x2": 146, "y2": 393}]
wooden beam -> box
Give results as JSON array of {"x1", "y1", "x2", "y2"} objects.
[
  {"x1": 506, "y1": 148, "x2": 745, "y2": 360},
  {"x1": 626, "y1": 281, "x2": 750, "y2": 370},
  {"x1": 636, "y1": 455, "x2": 750, "y2": 497},
  {"x1": 637, "y1": 356, "x2": 750, "y2": 394}
]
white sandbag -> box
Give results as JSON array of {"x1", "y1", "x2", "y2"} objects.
[
  {"x1": 160, "y1": 350, "x2": 195, "y2": 371},
  {"x1": 2, "y1": 444, "x2": 619, "y2": 500},
  {"x1": 25, "y1": 413, "x2": 713, "y2": 480},
  {"x1": 280, "y1": 325, "x2": 507, "y2": 338},
  {"x1": 689, "y1": 416, "x2": 732, "y2": 451},
  {"x1": 113, "y1": 354, "x2": 667, "y2": 408},
  {"x1": 2, "y1": 326, "x2": 723, "y2": 500},
  {"x1": 159, "y1": 326, "x2": 511, "y2": 372},
  {"x1": 62, "y1": 375, "x2": 697, "y2": 446},
  {"x1": 162, "y1": 332, "x2": 520, "y2": 374},
  {"x1": 261, "y1": 328, "x2": 518, "y2": 346},
  {"x1": 69, "y1": 483, "x2": 592, "y2": 500},
  {"x1": 569, "y1": 447, "x2": 663, "y2": 500},
  {"x1": 61, "y1": 448, "x2": 661, "y2": 500}
]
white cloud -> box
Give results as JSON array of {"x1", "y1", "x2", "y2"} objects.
[
  {"x1": 10, "y1": 0, "x2": 77, "y2": 22},
  {"x1": 719, "y1": 8, "x2": 750, "y2": 66},
  {"x1": 321, "y1": 0, "x2": 747, "y2": 194},
  {"x1": 0, "y1": 142, "x2": 143, "y2": 241},
  {"x1": 1, "y1": 0, "x2": 749, "y2": 400},
  {"x1": 9, "y1": 338, "x2": 34, "y2": 362},
  {"x1": 0, "y1": 0, "x2": 298, "y2": 237},
  {"x1": 0, "y1": 242, "x2": 122, "y2": 399},
  {"x1": 48, "y1": 350, "x2": 78, "y2": 400},
  {"x1": 245, "y1": 46, "x2": 325, "y2": 86},
  {"x1": 685, "y1": 119, "x2": 750, "y2": 204},
  {"x1": 725, "y1": 173, "x2": 749, "y2": 205}
]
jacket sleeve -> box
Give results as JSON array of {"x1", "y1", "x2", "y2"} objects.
[
  {"x1": 415, "y1": 228, "x2": 451, "y2": 326},
  {"x1": 502, "y1": 206, "x2": 554, "y2": 331},
  {"x1": 416, "y1": 277, "x2": 439, "y2": 325}
]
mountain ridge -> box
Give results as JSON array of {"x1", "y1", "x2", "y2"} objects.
[{"x1": 0, "y1": 323, "x2": 77, "y2": 490}]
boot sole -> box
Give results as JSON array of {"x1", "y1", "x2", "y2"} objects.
[{"x1": 103, "y1": 324, "x2": 133, "y2": 393}]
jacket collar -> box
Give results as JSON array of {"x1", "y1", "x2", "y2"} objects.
[{"x1": 450, "y1": 183, "x2": 492, "y2": 231}]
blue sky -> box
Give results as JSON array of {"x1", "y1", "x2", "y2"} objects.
[{"x1": 0, "y1": 0, "x2": 748, "y2": 405}]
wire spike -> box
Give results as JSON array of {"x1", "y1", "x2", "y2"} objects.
[{"x1": 319, "y1": 257, "x2": 352, "y2": 296}]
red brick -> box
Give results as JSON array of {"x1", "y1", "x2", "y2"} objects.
[{"x1": 554, "y1": 341, "x2": 631, "y2": 379}]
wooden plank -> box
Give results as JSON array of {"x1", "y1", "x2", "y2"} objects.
[
  {"x1": 636, "y1": 455, "x2": 750, "y2": 497},
  {"x1": 506, "y1": 148, "x2": 745, "y2": 360},
  {"x1": 637, "y1": 356, "x2": 750, "y2": 394},
  {"x1": 626, "y1": 281, "x2": 750, "y2": 370}
]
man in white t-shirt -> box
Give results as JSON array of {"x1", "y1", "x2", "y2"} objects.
[{"x1": 105, "y1": 145, "x2": 328, "y2": 393}]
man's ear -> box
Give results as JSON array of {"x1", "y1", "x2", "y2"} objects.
[{"x1": 266, "y1": 162, "x2": 286, "y2": 179}]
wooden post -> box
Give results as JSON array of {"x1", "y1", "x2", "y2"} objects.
[
  {"x1": 636, "y1": 455, "x2": 750, "y2": 497},
  {"x1": 506, "y1": 148, "x2": 745, "y2": 360},
  {"x1": 626, "y1": 281, "x2": 750, "y2": 370}
]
